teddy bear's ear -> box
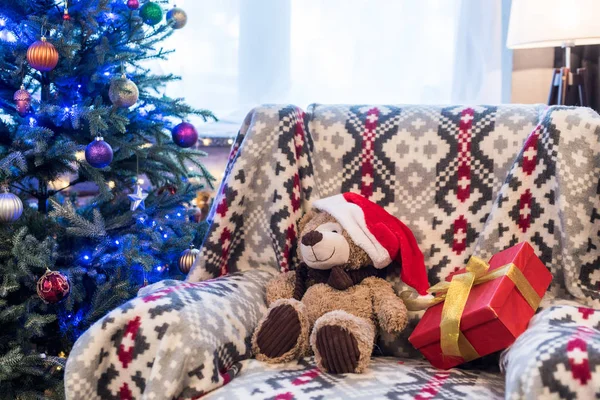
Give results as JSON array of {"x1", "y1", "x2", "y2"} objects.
[{"x1": 297, "y1": 209, "x2": 316, "y2": 233}]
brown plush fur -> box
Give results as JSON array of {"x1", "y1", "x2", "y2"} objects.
[
  {"x1": 252, "y1": 209, "x2": 409, "y2": 374},
  {"x1": 252, "y1": 298, "x2": 310, "y2": 363},
  {"x1": 297, "y1": 211, "x2": 372, "y2": 269},
  {"x1": 311, "y1": 310, "x2": 375, "y2": 373}
]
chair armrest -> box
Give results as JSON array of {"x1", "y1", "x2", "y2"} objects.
[
  {"x1": 65, "y1": 270, "x2": 273, "y2": 399},
  {"x1": 502, "y1": 304, "x2": 600, "y2": 399}
]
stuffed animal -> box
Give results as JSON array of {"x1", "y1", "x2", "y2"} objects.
[{"x1": 252, "y1": 192, "x2": 429, "y2": 374}]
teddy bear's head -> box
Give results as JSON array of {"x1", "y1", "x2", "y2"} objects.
[
  {"x1": 295, "y1": 193, "x2": 430, "y2": 295},
  {"x1": 297, "y1": 210, "x2": 371, "y2": 271}
]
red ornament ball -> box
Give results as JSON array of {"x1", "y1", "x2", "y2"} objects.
[
  {"x1": 171, "y1": 122, "x2": 198, "y2": 148},
  {"x1": 27, "y1": 37, "x2": 59, "y2": 72},
  {"x1": 37, "y1": 270, "x2": 70, "y2": 304},
  {"x1": 13, "y1": 85, "x2": 31, "y2": 115},
  {"x1": 157, "y1": 184, "x2": 177, "y2": 195},
  {"x1": 63, "y1": 10, "x2": 71, "y2": 20},
  {"x1": 127, "y1": 0, "x2": 140, "y2": 10}
]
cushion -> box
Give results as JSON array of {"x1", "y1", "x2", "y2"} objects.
[{"x1": 204, "y1": 356, "x2": 505, "y2": 399}]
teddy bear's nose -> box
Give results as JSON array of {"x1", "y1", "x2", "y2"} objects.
[{"x1": 301, "y1": 230, "x2": 323, "y2": 247}]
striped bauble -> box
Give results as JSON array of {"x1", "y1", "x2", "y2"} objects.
[
  {"x1": 178, "y1": 245, "x2": 200, "y2": 274},
  {"x1": 0, "y1": 188, "x2": 23, "y2": 223},
  {"x1": 27, "y1": 36, "x2": 59, "y2": 72}
]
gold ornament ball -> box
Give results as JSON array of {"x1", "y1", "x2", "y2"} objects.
[
  {"x1": 0, "y1": 188, "x2": 23, "y2": 223},
  {"x1": 14, "y1": 85, "x2": 31, "y2": 115},
  {"x1": 27, "y1": 36, "x2": 59, "y2": 72},
  {"x1": 178, "y1": 246, "x2": 200, "y2": 274},
  {"x1": 167, "y1": 7, "x2": 187, "y2": 29},
  {"x1": 108, "y1": 74, "x2": 139, "y2": 108}
]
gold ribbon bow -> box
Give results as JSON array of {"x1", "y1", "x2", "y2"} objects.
[{"x1": 405, "y1": 256, "x2": 542, "y2": 361}]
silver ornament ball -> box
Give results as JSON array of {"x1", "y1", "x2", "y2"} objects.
[
  {"x1": 108, "y1": 74, "x2": 139, "y2": 108},
  {"x1": 178, "y1": 246, "x2": 200, "y2": 274},
  {"x1": 0, "y1": 189, "x2": 23, "y2": 223},
  {"x1": 167, "y1": 7, "x2": 187, "y2": 29}
]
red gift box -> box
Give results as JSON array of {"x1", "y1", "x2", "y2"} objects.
[{"x1": 408, "y1": 242, "x2": 552, "y2": 369}]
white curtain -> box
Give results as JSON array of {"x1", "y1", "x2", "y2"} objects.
[{"x1": 158, "y1": 0, "x2": 506, "y2": 134}]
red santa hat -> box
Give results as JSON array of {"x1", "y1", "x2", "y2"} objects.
[{"x1": 312, "y1": 192, "x2": 429, "y2": 295}]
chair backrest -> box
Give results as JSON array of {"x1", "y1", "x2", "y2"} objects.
[
  {"x1": 189, "y1": 104, "x2": 600, "y2": 307},
  {"x1": 305, "y1": 104, "x2": 543, "y2": 286}
]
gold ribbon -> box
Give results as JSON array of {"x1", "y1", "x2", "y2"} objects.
[{"x1": 409, "y1": 256, "x2": 542, "y2": 361}]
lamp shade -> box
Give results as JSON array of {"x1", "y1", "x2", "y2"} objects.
[{"x1": 507, "y1": 0, "x2": 600, "y2": 49}]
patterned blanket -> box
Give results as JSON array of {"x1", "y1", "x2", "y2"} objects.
[
  {"x1": 187, "y1": 104, "x2": 600, "y2": 397},
  {"x1": 65, "y1": 270, "x2": 272, "y2": 399},
  {"x1": 188, "y1": 104, "x2": 599, "y2": 309},
  {"x1": 66, "y1": 104, "x2": 600, "y2": 399}
]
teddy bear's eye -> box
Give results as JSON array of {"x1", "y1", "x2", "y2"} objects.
[{"x1": 332, "y1": 230, "x2": 338, "y2": 233}]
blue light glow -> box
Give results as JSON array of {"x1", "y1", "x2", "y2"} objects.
[
  {"x1": 163, "y1": 234, "x2": 168, "y2": 238},
  {"x1": 64, "y1": 107, "x2": 70, "y2": 112},
  {"x1": 165, "y1": 215, "x2": 169, "y2": 219},
  {"x1": 138, "y1": 217, "x2": 145, "y2": 222},
  {"x1": 156, "y1": 265, "x2": 163, "y2": 272},
  {"x1": 115, "y1": 240, "x2": 120, "y2": 245},
  {"x1": 176, "y1": 213, "x2": 181, "y2": 217},
  {"x1": 28, "y1": 117, "x2": 36, "y2": 127},
  {"x1": 104, "y1": 71, "x2": 110, "y2": 76},
  {"x1": 0, "y1": 29, "x2": 17, "y2": 43},
  {"x1": 83, "y1": 255, "x2": 90, "y2": 260}
]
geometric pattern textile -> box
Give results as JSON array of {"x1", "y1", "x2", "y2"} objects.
[
  {"x1": 184, "y1": 104, "x2": 600, "y2": 399},
  {"x1": 502, "y1": 305, "x2": 600, "y2": 399},
  {"x1": 204, "y1": 356, "x2": 505, "y2": 400},
  {"x1": 189, "y1": 104, "x2": 600, "y2": 310},
  {"x1": 64, "y1": 270, "x2": 272, "y2": 399}
]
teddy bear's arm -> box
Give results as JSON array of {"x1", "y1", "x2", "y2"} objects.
[
  {"x1": 362, "y1": 277, "x2": 408, "y2": 334},
  {"x1": 266, "y1": 270, "x2": 297, "y2": 306}
]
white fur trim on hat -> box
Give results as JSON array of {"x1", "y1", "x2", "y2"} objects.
[{"x1": 312, "y1": 194, "x2": 391, "y2": 268}]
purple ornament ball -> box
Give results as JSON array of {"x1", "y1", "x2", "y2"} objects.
[
  {"x1": 127, "y1": 0, "x2": 140, "y2": 10},
  {"x1": 85, "y1": 137, "x2": 113, "y2": 168},
  {"x1": 171, "y1": 122, "x2": 198, "y2": 148}
]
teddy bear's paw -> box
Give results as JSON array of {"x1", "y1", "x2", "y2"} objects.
[
  {"x1": 253, "y1": 300, "x2": 310, "y2": 363},
  {"x1": 314, "y1": 325, "x2": 360, "y2": 374},
  {"x1": 311, "y1": 310, "x2": 375, "y2": 374}
]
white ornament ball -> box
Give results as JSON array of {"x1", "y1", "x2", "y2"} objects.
[
  {"x1": 178, "y1": 246, "x2": 200, "y2": 274},
  {"x1": 0, "y1": 189, "x2": 23, "y2": 223}
]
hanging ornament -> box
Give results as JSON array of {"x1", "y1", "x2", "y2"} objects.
[
  {"x1": 63, "y1": 0, "x2": 71, "y2": 20},
  {"x1": 140, "y1": 2, "x2": 163, "y2": 26},
  {"x1": 127, "y1": 0, "x2": 140, "y2": 10},
  {"x1": 0, "y1": 186, "x2": 23, "y2": 223},
  {"x1": 108, "y1": 74, "x2": 139, "y2": 108},
  {"x1": 37, "y1": 269, "x2": 70, "y2": 304},
  {"x1": 157, "y1": 184, "x2": 177, "y2": 196},
  {"x1": 171, "y1": 122, "x2": 198, "y2": 148},
  {"x1": 85, "y1": 137, "x2": 114, "y2": 168},
  {"x1": 167, "y1": 6, "x2": 187, "y2": 29},
  {"x1": 27, "y1": 36, "x2": 59, "y2": 72},
  {"x1": 178, "y1": 245, "x2": 200, "y2": 274},
  {"x1": 14, "y1": 85, "x2": 31, "y2": 115},
  {"x1": 128, "y1": 180, "x2": 148, "y2": 211}
]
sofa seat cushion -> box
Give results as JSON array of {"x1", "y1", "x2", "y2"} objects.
[{"x1": 205, "y1": 356, "x2": 505, "y2": 400}]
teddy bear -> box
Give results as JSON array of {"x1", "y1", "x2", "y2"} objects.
[{"x1": 251, "y1": 192, "x2": 429, "y2": 374}]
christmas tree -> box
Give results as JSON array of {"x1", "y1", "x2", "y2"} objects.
[{"x1": 0, "y1": 1, "x2": 215, "y2": 398}]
